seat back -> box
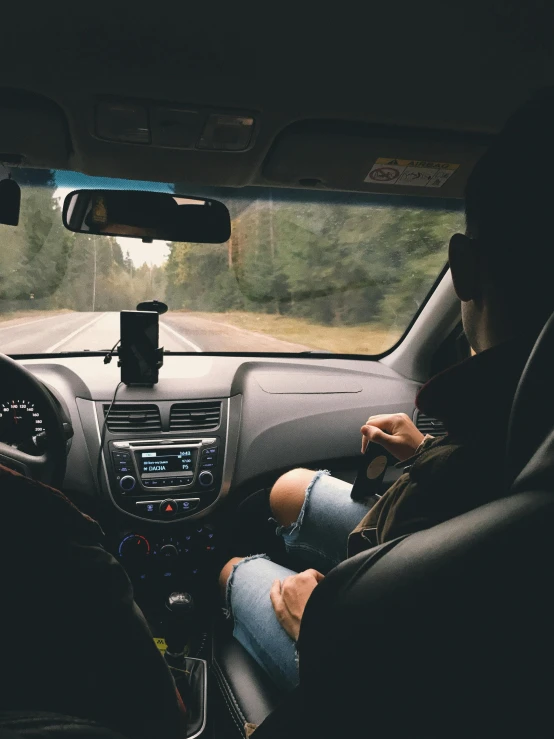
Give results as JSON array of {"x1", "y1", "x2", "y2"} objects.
[
  {"x1": 0, "y1": 713, "x2": 126, "y2": 739},
  {"x1": 506, "y1": 310, "x2": 554, "y2": 490},
  {"x1": 296, "y1": 489, "x2": 554, "y2": 738},
  {"x1": 289, "y1": 314, "x2": 554, "y2": 738}
]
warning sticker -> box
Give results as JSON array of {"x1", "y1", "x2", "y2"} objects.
[
  {"x1": 153, "y1": 637, "x2": 168, "y2": 653},
  {"x1": 365, "y1": 159, "x2": 405, "y2": 185},
  {"x1": 365, "y1": 158, "x2": 459, "y2": 188}
]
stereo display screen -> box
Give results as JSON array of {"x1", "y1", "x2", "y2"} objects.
[{"x1": 137, "y1": 448, "x2": 196, "y2": 475}]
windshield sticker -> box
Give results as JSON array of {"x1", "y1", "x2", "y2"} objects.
[{"x1": 365, "y1": 158, "x2": 459, "y2": 187}]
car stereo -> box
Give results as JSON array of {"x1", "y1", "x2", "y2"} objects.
[{"x1": 106, "y1": 437, "x2": 222, "y2": 521}]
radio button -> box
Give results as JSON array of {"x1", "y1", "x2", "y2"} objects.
[
  {"x1": 119, "y1": 475, "x2": 136, "y2": 492},
  {"x1": 198, "y1": 471, "x2": 214, "y2": 487},
  {"x1": 113, "y1": 451, "x2": 131, "y2": 461},
  {"x1": 176, "y1": 498, "x2": 200, "y2": 512},
  {"x1": 136, "y1": 501, "x2": 156, "y2": 514},
  {"x1": 201, "y1": 454, "x2": 216, "y2": 464}
]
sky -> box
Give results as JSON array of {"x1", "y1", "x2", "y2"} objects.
[{"x1": 113, "y1": 235, "x2": 169, "y2": 267}]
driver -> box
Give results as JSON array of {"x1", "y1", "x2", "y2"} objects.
[
  {"x1": 219, "y1": 89, "x2": 554, "y2": 693},
  {"x1": 0, "y1": 463, "x2": 187, "y2": 739}
]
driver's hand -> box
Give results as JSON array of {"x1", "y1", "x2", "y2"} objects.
[{"x1": 361, "y1": 413, "x2": 426, "y2": 461}]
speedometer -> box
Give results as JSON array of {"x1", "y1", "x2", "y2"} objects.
[{"x1": 0, "y1": 400, "x2": 46, "y2": 453}]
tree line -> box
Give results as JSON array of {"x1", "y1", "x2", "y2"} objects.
[
  {"x1": 0, "y1": 172, "x2": 465, "y2": 337},
  {"x1": 166, "y1": 188, "x2": 465, "y2": 331},
  {"x1": 0, "y1": 170, "x2": 165, "y2": 313}
]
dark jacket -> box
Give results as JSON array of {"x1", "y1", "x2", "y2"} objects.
[
  {"x1": 254, "y1": 339, "x2": 536, "y2": 739},
  {"x1": 0, "y1": 466, "x2": 186, "y2": 739},
  {"x1": 348, "y1": 339, "x2": 532, "y2": 555}
]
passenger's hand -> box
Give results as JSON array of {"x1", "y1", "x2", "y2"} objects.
[
  {"x1": 361, "y1": 413, "x2": 425, "y2": 461},
  {"x1": 270, "y1": 569, "x2": 325, "y2": 642}
]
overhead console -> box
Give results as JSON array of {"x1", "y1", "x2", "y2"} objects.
[{"x1": 96, "y1": 98, "x2": 256, "y2": 152}]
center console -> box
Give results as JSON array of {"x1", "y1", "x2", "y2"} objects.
[
  {"x1": 109, "y1": 436, "x2": 222, "y2": 520},
  {"x1": 87, "y1": 395, "x2": 242, "y2": 736},
  {"x1": 89, "y1": 394, "x2": 240, "y2": 611},
  {"x1": 95, "y1": 396, "x2": 240, "y2": 522}
]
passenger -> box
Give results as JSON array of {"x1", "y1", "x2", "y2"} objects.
[{"x1": 219, "y1": 89, "x2": 554, "y2": 691}]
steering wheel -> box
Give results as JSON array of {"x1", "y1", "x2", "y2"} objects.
[{"x1": 0, "y1": 352, "x2": 69, "y2": 488}]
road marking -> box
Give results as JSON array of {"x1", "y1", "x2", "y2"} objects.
[
  {"x1": 45, "y1": 312, "x2": 107, "y2": 352},
  {"x1": 0, "y1": 313, "x2": 80, "y2": 332},
  {"x1": 168, "y1": 314, "x2": 311, "y2": 350},
  {"x1": 160, "y1": 321, "x2": 202, "y2": 352}
]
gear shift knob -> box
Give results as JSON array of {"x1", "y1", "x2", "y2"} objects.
[{"x1": 165, "y1": 591, "x2": 195, "y2": 658}]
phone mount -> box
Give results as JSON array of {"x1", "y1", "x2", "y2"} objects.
[
  {"x1": 117, "y1": 302, "x2": 167, "y2": 386},
  {"x1": 136, "y1": 300, "x2": 168, "y2": 315}
]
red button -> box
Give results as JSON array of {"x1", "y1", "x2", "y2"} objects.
[{"x1": 160, "y1": 499, "x2": 177, "y2": 515}]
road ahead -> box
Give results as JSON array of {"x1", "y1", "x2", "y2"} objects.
[{"x1": 0, "y1": 311, "x2": 310, "y2": 354}]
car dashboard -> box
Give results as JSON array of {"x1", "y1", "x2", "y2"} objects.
[
  {"x1": 22, "y1": 354, "x2": 419, "y2": 492},
  {"x1": 9, "y1": 354, "x2": 420, "y2": 612}
]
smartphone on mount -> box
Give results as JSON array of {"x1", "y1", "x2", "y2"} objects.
[
  {"x1": 350, "y1": 442, "x2": 397, "y2": 503},
  {"x1": 119, "y1": 310, "x2": 161, "y2": 386}
]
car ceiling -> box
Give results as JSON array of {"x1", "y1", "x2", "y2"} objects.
[{"x1": 0, "y1": 1, "x2": 553, "y2": 197}]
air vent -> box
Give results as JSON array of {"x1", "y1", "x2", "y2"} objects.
[
  {"x1": 170, "y1": 401, "x2": 221, "y2": 432},
  {"x1": 414, "y1": 411, "x2": 447, "y2": 437},
  {"x1": 104, "y1": 404, "x2": 162, "y2": 433}
]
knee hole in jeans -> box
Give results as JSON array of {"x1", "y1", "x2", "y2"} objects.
[{"x1": 270, "y1": 468, "x2": 316, "y2": 527}]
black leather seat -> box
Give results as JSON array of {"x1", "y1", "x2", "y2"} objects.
[
  {"x1": 217, "y1": 313, "x2": 554, "y2": 737},
  {"x1": 213, "y1": 625, "x2": 282, "y2": 736},
  {"x1": 0, "y1": 713, "x2": 126, "y2": 739}
]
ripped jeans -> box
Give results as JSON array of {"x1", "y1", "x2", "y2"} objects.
[{"x1": 224, "y1": 471, "x2": 369, "y2": 691}]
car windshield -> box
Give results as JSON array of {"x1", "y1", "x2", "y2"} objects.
[{"x1": 0, "y1": 169, "x2": 464, "y2": 356}]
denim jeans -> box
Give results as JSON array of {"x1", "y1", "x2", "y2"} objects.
[{"x1": 225, "y1": 471, "x2": 369, "y2": 691}]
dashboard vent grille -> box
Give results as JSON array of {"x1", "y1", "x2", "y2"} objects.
[
  {"x1": 170, "y1": 401, "x2": 222, "y2": 432},
  {"x1": 414, "y1": 411, "x2": 447, "y2": 437},
  {"x1": 104, "y1": 404, "x2": 162, "y2": 433}
]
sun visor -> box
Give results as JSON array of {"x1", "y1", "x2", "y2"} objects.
[
  {"x1": 0, "y1": 90, "x2": 70, "y2": 170},
  {"x1": 262, "y1": 121, "x2": 492, "y2": 198}
]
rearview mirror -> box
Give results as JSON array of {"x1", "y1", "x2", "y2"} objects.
[{"x1": 62, "y1": 190, "x2": 231, "y2": 243}]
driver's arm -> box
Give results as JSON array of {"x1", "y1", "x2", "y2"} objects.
[
  {"x1": 64, "y1": 540, "x2": 188, "y2": 739},
  {"x1": 0, "y1": 465, "x2": 187, "y2": 739}
]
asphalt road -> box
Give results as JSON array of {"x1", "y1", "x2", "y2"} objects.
[{"x1": 0, "y1": 311, "x2": 310, "y2": 354}]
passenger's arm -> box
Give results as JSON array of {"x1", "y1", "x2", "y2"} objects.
[{"x1": 361, "y1": 412, "x2": 426, "y2": 458}]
